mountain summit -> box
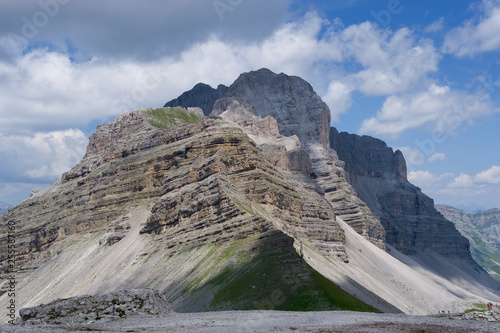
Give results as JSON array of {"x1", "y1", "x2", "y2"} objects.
[{"x1": 1, "y1": 69, "x2": 499, "y2": 322}]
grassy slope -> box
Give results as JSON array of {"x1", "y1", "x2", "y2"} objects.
[
  {"x1": 179, "y1": 230, "x2": 379, "y2": 313},
  {"x1": 146, "y1": 107, "x2": 202, "y2": 130}
]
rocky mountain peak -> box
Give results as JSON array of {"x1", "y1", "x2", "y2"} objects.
[
  {"x1": 164, "y1": 82, "x2": 228, "y2": 115},
  {"x1": 226, "y1": 68, "x2": 331, "y2": 150},
  {"x1": 164, "y1": 68, "x2": 386, "y2": 249},
  {"x1": 1, "y1": 69, "x2": 498, "y2": 320}
]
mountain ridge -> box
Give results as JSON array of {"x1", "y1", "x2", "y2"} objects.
[
  {"x1": 1, "y1": 69, "x2": 499, "y2": 323},
  {"x1": 436, "y1": 204, "x2": 500, "y2": 282}
]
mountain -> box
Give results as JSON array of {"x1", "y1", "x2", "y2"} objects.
[
  {"x1": 436, "y1": 205, "x2": 500, "y2": 282},
  {"x1": 330, "y1": 130, "x2": 472, "y2": 259},
  {"x1": 1, "y1": 69, "x2": 499, "y2": 323},
  {"x1": 0, "y1": 202, "x2": 11, "y2": 216}
]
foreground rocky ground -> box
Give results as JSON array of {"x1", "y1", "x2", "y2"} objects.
[{"x1": 2, "y1": 310, "x2": 500, "y2": 333}]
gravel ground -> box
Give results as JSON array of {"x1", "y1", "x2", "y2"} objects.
[{"x1": 1, "y1": 311, "x2": 499, "y2": 333}]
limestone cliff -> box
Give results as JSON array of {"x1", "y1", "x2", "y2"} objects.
[
  {"x1": 436, "y1": 205, "x2": 500, "y2": 282},
  {"x1": 330, "y1": 128, "x2": 473, "y2": 261},
  {"x1": 165, "y1": 68, "x2": 386, "y2": 249}
]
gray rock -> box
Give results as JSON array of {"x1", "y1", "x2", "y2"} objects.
[
  {"x1": 17, "y1": 289, "x2": 172, "y2": 326},
  {"x1": 164, "y1": 82, "x2": 228, "y2": 115},
  {"x1": 436, "y1": 205, "x2": 500, "y2": 280},
  {"x1": 165, "y1": 68, "x2": 386, "y2": 248},
  {"x1": 330, "y1": 128, "x2": 474, "y2": 259}
]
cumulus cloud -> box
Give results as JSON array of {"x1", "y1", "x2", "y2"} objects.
[
  {"x1": 443, "y1": 1, "x2": 500, "y2": 56},
  {"x1": 345, "y1": 26, "x2": 439, "y2": 96},
  {"x1": 432, "y1": 166, "x2": 500, "y2": 199},
  {"x1": 359, "y1": 83, "x2": 496, "y2": 137},
  {"x1": 406, "y1": 168, "x2": 500, "y2": 209},
  {"x1": 0, "y1": 129, "x2": 87, "y2": 182},
  {"x1": 408, "y1": 170, "x2": 453, "y2": 187},
  {"x1": 447, "y1": 173, "x2": 475, "y2": 188},
  {"x1": 475, "y1": 165, "x2": 500, "y2": 184},
  {"x1": 408, "y1": 170, "x2": 438, "y2": 185},
  {"x1": 322, "y1": 81, "x2": 354, "y2": 122}
]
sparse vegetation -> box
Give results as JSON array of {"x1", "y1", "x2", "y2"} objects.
[
  {"x1": 146, "y1": 107, "x2": 202, "y2": 130},
  {"x1": 117, "y1": 308, "x2": 126, "y2": 318},
  {"x1": 464, "y1": 302, "x2": 489, "y2": 313},
  {"x1": 181, "y1": 232, "x2": 379, "y2": 312}
]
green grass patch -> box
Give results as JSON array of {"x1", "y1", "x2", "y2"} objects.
[
  {"x1": 188, "y1": 233, "x2": 379, "y2": 312},
  {"x1": 464, "y1": 302, "x2": 489, "y2": 313},
  {"x1": 146, "y1": 107, "x2": 202, "y2": 130}
]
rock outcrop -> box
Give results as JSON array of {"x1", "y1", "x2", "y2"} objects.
[
  {"x1": 330, "y1": 128, "x2": 473, "y2": 259},
  {"x1": 436, "y1": 205, "x2": 500, "y2": 282},
  {"x1": 18, "y1": 289, "x2": 172, "y2": 325}
]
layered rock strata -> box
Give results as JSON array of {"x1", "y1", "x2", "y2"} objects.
[
  {"x1": 165, "y1": 68, "x2": 386, "y2": 249},
  {"x1": 330, "y1": 128, "x2": 473, "y2": 260},
  {"x1": 0, "y1": 106, "x2": 348, "y2": 289}
]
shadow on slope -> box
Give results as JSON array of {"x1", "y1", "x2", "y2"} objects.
[{"x1": 174, "y1": 229, "x2": 379, "y2": 313}]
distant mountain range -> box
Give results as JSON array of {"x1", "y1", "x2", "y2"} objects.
[
  {"x1": 0, "y1": 201, "x2": 11, "y2": 215},
  {"x1": 436, "y1": 205, "x2": 500, "y2": 282}
]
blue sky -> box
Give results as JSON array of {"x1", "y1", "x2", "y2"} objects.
[{"x1": 0, "y1": 0, "x2": 499, "y2": 212}]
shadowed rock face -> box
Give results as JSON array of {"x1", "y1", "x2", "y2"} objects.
[
  {"x1": 330, "y1": 128, "x2": 473, "y2": 260},
  {"x1": 165, "y1": 83, "x2": 228, "y2": 115}
]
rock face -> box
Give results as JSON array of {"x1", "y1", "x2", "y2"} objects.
[
  {"x1": 18, "y1": 289, "x2": 172, "y2": 325},
  {"x1": 436, "y1": 205, "x2": 500, "y2": 282},
  {"x1": 330, "y1": 129, "x2": 473, "y2": 259},
  {"x1": 165, "y1": 83, "x2": 228, "y2": 115},
  {"x1": 165, "y1": 68, "x2": 386, "y2": 249},
  {"x1": 0, "y1": 106, "x2": 350, "y2": 309}
]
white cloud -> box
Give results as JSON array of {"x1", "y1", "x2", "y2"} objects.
[
  {"x1": 443, "y1": 1, "x2": 500, "y2": 56},
  {"x1": 408, "y1": 170, "x2": 453, "y2": 187},
  {"x1": 339, "y1": 24, "x2": 439, "y2": 96},
  {"x1": 0, "y1": 129, "x2": 87, "y2": 182},
  {"x1": 447, "y1": 173, "x2": 475, "y2": 189},
  {"x1": 424, "y1": 17, "x2": 445, "y2": 33},
  {"x1": 406, "y1": 168, "x2": 499, "y2": 209},
  {"x1": 475, "y1": 165, "x2": 500, "y2": 184},
  {"x1": 408, "y1": 170, "x2": 437, "y2": 184},
  {"x1": 428, "y1": 152, "x2": 447, "y2": 162},
  {"x1": 359, "y1": 83, "x2": 496, "y2": 137},
  {"x1": 322, "y1": 81, "x2": 354, "y2": 123}
]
